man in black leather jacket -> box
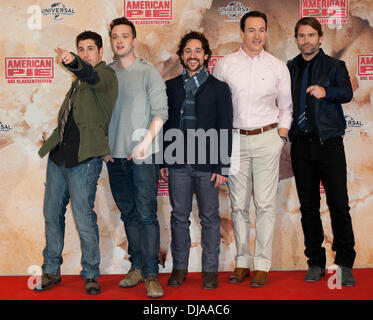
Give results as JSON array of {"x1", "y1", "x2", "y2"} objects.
[{"x1": 287, "y1": 17, "x2": 356, "y2": 286}]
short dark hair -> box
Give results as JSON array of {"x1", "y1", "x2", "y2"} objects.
[
  {"x1": 76, "y1": 31, "x2": 103, "y2": 49},
  {"x1": 109, "y1": 17, "x2": 136, "y2": 39},
  {"x1": 176, "y1": 31, "x2": 212, "y2": 68},
  {"x1": 240, "y1": 11, "x2": 267, "y2": 32},
  {"x1": 295, "y1": 17, "x2": 323, "y2": 37}
]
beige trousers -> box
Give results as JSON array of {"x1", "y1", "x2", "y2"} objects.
[{"x1": 228, "y1": 128, "x2": 283, "y2": 272}]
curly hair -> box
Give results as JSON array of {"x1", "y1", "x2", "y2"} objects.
[{"x1": 176, "y1": 31, "x2": 212, "y2": 68}]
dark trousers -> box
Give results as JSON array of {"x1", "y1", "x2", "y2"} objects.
[
  {"x1": 106, "y1": 158, "x2": 160, "y2": 277},
  {"x1": 168, "y1": 165, "x2": 221, "y2": 272},
  {"x1": 290, "y1": 135, "x2": 356, "y2": 268}
]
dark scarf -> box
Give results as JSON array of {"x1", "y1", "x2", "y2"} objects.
[{"x1": 179, "y1": 67, "x2": 209, "y2": 131}]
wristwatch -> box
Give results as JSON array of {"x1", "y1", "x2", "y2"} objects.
[{"x1": 280, "y1": 136, "x2": 288, "y2": 143}]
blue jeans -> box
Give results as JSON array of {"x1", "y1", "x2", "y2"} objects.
[
  {"x1": 168, "y1": 165, "x2": 220, "y2": 272},
  {"x1": 107, "y1": 158, "x2": 160, "y2": 277},
  {"x1": 42, "y1": 157, "x2": 103, "y2": 280}
]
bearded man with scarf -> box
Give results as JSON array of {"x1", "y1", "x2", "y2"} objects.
[{"x1": 160, "y1": 31, "x2": 233, "y2": 290}]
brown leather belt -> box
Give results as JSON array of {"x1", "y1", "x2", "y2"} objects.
[{"x1": 236, "y1": 123, "x2": 277, "y2": 135}]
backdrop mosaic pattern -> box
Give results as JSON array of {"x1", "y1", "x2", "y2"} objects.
[{"x1": 0, "y1": 0, "x2": 372, "y2": 276}]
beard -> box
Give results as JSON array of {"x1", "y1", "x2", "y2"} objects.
[
  {"x1": 299, "y1": 43, "x2": 320, "y2": 56},
  {"x1": 184, "y1": 58, "x2": 204, "y2": 73}
]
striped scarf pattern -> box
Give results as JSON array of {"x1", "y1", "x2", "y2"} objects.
[{"x1": 180, "y1": 67, "x2": 209, "y2": 131}]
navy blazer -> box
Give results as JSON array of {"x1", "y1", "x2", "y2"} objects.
[{"x1": 162, "y1": 73, "x2": 233, "y2": 176}]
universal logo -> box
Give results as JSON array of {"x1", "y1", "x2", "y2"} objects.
[
  {"x1": 0, "y1": 121, "x2": 12, "y2": 132},
  {"x1": 41, "y1": 2, "x2": 76, "y2": 21},
  {"x1": 218, "y1": 1, "x2": 251, "y2": 22},
  {"x1": 345, "y1": 115, "x2": 363, "y2": 132}
]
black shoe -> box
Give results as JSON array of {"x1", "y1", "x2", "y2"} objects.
[
  {"x1": 305, "y1": 266, "x2": 325, "y2": 282},
  {"x1": 84, "y1": 278, "x2": 101, "y2": 295},
  {"x1": 168, "y1": 269, "x2": 188, "y2": 287},
  {"x1": 34, "y1": 273, "x2": 61, "y2": 292},
  {"x1": 202, "y1": 272, "x2": 218, "y2": 290},
  {"x1": 340, "y1": 266, "x2": 356, "y2": 286}
]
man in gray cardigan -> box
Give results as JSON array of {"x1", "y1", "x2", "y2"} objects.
[{"x1": 105, "y1": 17, "x2": 168, "y2": 299}]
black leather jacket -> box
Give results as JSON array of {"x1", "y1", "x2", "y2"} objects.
[{"x1": 287, "y1": 49, "x2": 353, "y2": 142}]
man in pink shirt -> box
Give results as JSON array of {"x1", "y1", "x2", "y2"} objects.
[{"x1": 213, "y1": 11, "x2": 292, "y2": 287}]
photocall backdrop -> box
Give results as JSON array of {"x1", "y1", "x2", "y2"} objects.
[{"x1": 0, "y1": 0, "x2": 372, "y2": 276}]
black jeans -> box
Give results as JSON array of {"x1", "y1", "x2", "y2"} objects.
[{"x1": 290, "y1": 135, "x2": 356, "y2": 268}]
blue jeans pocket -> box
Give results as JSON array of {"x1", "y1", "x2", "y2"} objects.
[{"x1": 87, "y1": 157, "x2": 103, "y2": 185}]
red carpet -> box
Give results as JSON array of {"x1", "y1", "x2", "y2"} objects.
[{"x1": 1, "y1": 269, "x2": 372, "y2": 300}]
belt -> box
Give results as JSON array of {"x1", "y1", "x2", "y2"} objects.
[{"x1": 236, "y1": 123, "x2": 277, "y2": 136}]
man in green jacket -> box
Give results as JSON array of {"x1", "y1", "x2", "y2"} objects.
[{"x1": 35, "y1": 31, "x2": 118, "y2": 295}]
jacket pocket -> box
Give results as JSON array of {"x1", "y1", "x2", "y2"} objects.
[
  {"x1": 322, "y1": 136, "x2": 343, "y2": 150},
  {"x1": 79, "y1": 122, "x2": 108, "y2": 154}
]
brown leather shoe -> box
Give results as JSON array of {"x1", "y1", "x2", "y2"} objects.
[
  {"x1": 145, "y1": 276, "x2": 164, "y2": 298},
  {"x1": 229, "y1": 267, "x2": 250, "y2": 284},
  {"x1": 84, "y1": 278, "x2": 101, "y2": 295},
  {"x1": 250, "y1": 270, "x2": 269, "y2": 287},
  {"x1": 119, "y1": 269, "x2": 144, "y2": 288},
  {"x1": 34, "y1": 273, "x2": 61, "y2": 292}
]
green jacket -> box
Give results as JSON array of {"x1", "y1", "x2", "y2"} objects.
[{"x1": 39, "y1": 56, "x2": 118, "y2": 162}]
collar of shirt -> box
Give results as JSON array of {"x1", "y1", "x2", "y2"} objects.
[
  {"x1": 299, "y1": 49, "x2": 322, "y2": 67},
  {"x1": 238, "y1": 46, "x2": 265, "y2": 62},
  {"x1": 114, "y1": 57, "x2": 139, "y2": 72}
]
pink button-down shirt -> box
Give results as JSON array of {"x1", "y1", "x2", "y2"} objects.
[{"x1": 213, "y1": 47, "x2": 293, "y2": 130}]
